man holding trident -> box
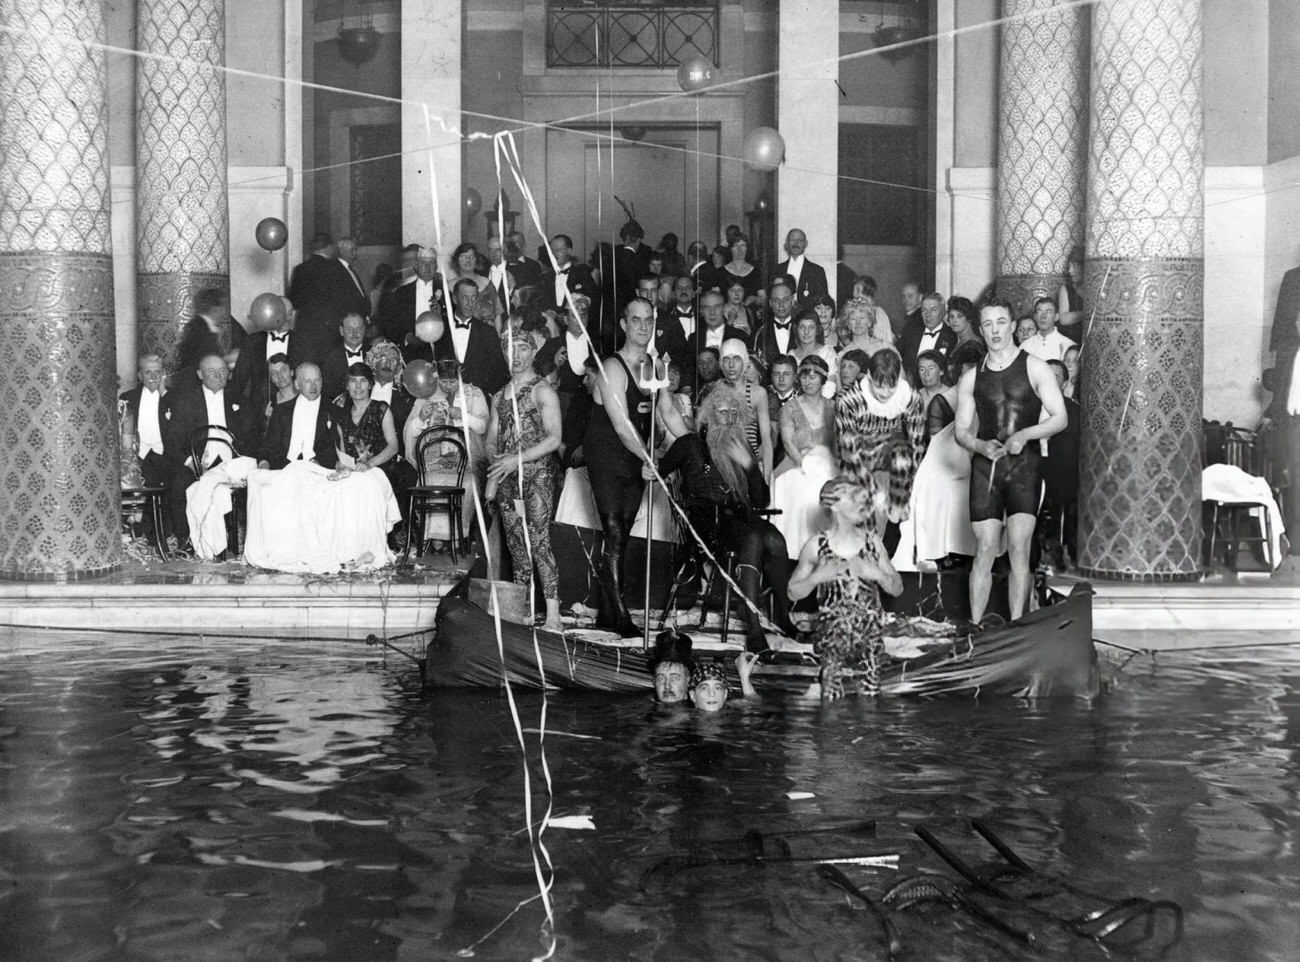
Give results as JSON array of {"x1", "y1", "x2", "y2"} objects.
[
  {"x1": 582, "y1": 297, "x2": 691, "y2": 636},
  {"x1": 955, "y1": 297, "x2": 1066, "y2": 625}
]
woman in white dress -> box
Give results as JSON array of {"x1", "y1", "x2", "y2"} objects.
[
  {"x1": 770, "y1": 356, "x2": 837, "y2": 558},
  {"x1": 836, "y1": 296, "x2": 896, "y2": 359}
]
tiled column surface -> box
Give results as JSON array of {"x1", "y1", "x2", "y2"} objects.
[
  {"x1": 135, "y1": 0, "x2": 230, "y2": 372},
  {"x1": 0, "y1": 0, "x2": 121, "y2": 579},
  {"x1": 1078, "y1": 0, "x2": 1204, "y2": 581},
  {"x1": 995, "y1": 0, "x2": 1088, "y2": 316}
]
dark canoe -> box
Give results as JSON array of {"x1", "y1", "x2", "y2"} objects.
[{"x1": 428, "y1": 582, "x2": 1098, "y2": 698}]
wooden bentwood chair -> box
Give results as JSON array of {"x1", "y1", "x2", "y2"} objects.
[
  {"x1": 188, "y1": 425, "x2": 246, "y2": 556},
  {"x1": 406, "y1": 426, "x2": 469, "y2": 565}
]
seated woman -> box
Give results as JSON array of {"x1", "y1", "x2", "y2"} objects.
[
  {"x1": 915, "y1": 350, "x2": 949, "y2": 451},
  {"x1": 788, "y1": 476, "x2": 903, "y2": 699},
  {"x1": 403, "y1": 360, "x2": 489, "y2": 539},
  {"x1": 336, "y1": 362, "x2": 414, "y2": 509},
  {"x1": 486, "y1": 329, "x2": 564, "y2": 630},
  {"x1": 836, "y1": 296, "x2": 896, "y2": 359},
  {"x1": 946, "y1": 296, "x2": 983, "y2": 346},
  {"x1": 723, "y1": 278, "x2": 756, "y2": 334},
  {"x1": 834, "y1": 349, "x2": 927, "y2": 552},
  {"x1": 790, "y1": 307, "x2": 839, "y2": 387},
  {"x1": 771, "y1": 355, "x2": 836, "y2": 558}
]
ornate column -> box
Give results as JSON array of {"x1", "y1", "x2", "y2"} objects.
[
  {"x1": 0, "y1": 0, "x2": 120, "y2": 578},
  {"x1": 135, "y1": 0, "x2": 230, "y2": 371},
  {"x1": 995, "y1": 0, "x2": 1088, "y2": 315},
  {"x1": 1078, "y1": 0, "x2": 1203, "y2": 581}
]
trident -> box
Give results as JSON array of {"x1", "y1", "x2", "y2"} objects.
[{"x1": 636, "y1": 351, "x2": 671, "y2": 652}]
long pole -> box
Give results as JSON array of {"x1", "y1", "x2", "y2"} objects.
[{"x1": 643, "y1": 409, "x2": 655, "y2": 652}]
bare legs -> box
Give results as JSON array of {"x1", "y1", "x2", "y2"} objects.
[{"x1": 969, "y1": 513, "x2": 1037, "y2": 623}]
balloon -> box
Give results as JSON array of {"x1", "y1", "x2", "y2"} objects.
[
  {"x1": 248, "y1": 292, "x2": 287, "y2": 331},
  {"x1": 743, "y1": 127, "x2": 786, "y2": 172},
  {"x1": 464, "y1": 187, "x2": 482, "y2": 216},
  {"x1": 415, "y1": 311, "x2": 445, "y2": 345},
  {"x1": 676, "y1": 56, "x2": 714, "y2": 93},
  {"x1": 401, "y1": 360, "x2": 438, "y2": 399},
  {"x1": 255, "y1": 217, "x2": 287, "y2": 251}
]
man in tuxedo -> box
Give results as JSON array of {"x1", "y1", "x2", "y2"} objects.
[
  {"x1": 433, "y1": 277, "x2": 510, "y2": 396},
  {"x1": 666, "y1": 275, "x2": 698, "y2": 344},
  {"x1": 774, "y1": 228, "x2": 829, "y2": 304},
  {"x1": 288, "y1": 233, "x2": 369, "y2": 367},
  {"x1": 689, "y1": 290, "x2": 749, "y2": 396},
  {"x1": 365, "y1": 339, "x2": 416, "y2": 454},
  {"x1": 750, "y1": 278, "x2": 799, "y2": 371},
  {"x1": 175, "y1": 287, "x2": 231, "y2": 383},
  {"x1": 321, "y1": 312, "x2": 370, "y2": 402},
  {"x1": 506, "y1": 230, "x2": 544, "y2": 289},
  {"x1": 898, "y1": 281, "x2": 923, "y2": 340},
  {"x1": 256, "y1": 362, "x2": 338, "y2": 470},
  {"x1": 119, "y1": 355, "x2": 175, "y2": 544},
  {"x1": 614, "y1": 219, "x2": 652, "y2": 311},
  {"x1": 898, "y1": 292, "x2": 958, "y2": 383},
  {"x1": 337, "y1": 236, "x2": 368, "y2": 307},
  {"x1": 484, "y1": 235, "x2": 513, "y2": 312},
  {"x1": 229, "y1": 296, "x2": 295, "y2": 428},
  {"x1": 378, "y1": 246, "x2": 444, "y2": 359},
  {"x1": 160, "y1": 353, "x2": 257, "y2": 549},
  {"x1": 539, "y1": 234, "x2": 596, "y2": 312}
]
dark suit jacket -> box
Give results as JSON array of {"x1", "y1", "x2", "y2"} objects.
[
  {"x1": 538, "y1": 262, "x2": 597, "y2": 312},
  {"x1": 321, "y1": 341, "x2": 371, "y2": 405},
  {"x1": 508, "y1": 256, "x2": 544, "y2": 290},
  {"x1": 287, "y1": 253, "x2": 369, "y2": 366},
  {"x1": 229, "y1": 332, "x2": 295, "y2": 422},
  {"x1": 256, "y1": 395, "x2": 339, "y2": 469},
  {"x1": 750, "y1": 319, "x2": 800, "y2": 369},
  {"x1": 119, "y1": 385, "x2": 166, "y2": 443},
  {"x1": 175, "y1": 315, "x2": 224, "y2": 378},
  {"x1": 775, "y1": 258, "x2": 829, "y2": 303},
  {"x1": 160, "y1": 386, "x2": 257, "y2": 472},
  {"x1": 614, "y1": 243, "x2": 652, "y2": 309},
  {"x1": 898, "y1": 320, "x2": 959, "y2": 382},
  {"x1": 1271, "y1": 267, "x2": 1300, "y2": 399},
  {"x1": 377, "y1": 277, "x2": 447, "y2": 356},
  {"x1": 433, "y1": 318, "x2": 510, "y2": 397}
]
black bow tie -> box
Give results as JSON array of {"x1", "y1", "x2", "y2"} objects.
[
  {"x1": 346, "y1": 350, "x2": 363, "y2": 360},
  {"x1": 556, "y1": 266, "x2": 570, "y2": 275},
  {"x1": 773, "y1": 320, "x2": 792, "y2": 330},
  {"x1": 454, "y1": 319, "x2": 472, "y2": 330},
  {"x1": 269, "y1": 333, "x2": 288, "y2": 343}
]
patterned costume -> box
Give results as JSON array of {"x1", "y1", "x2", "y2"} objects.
[
  {"x1": 834, "y1": 379, "x2": 926, "y2": 522},
  {"x1": 812, "y1": 532, "x2": 886, "y2": 698},
  {"x1": 494, "y1": 378, "x2": 560, "y2": 600}
]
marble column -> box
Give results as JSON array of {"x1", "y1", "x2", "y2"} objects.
[
  {"x1": 0, "y1": 0, "x2": 121, "y2": 579},
  {"x1": 995, "y1": 0, "x2": 1088, "y2": 315},
  {"x1": 402, "y1": 0, "x2": 461, "y2": 269},
  {"x1": 1078, "y1": 0, "x2": 1203, "y2": 581},
  {"x1": 777, "y1": 0, "x2": 838, "y2": 299},
  {"x1": 135, "y1": 0, "x2": 230, "y2": 373}
]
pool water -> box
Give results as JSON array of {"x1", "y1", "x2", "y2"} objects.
[{"x1": 0, "y1": 631, "x2": 1297, "y2": 961}]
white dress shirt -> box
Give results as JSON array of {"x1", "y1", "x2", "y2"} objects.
[
  {"x1": 414, "y1": 278, "x2": 437, "y2": 318},
  {"x1": 343, "y1": 344, "x2": 366, "y2": 366},
  {"x1": 137, "y1": 388, "x2": 164, "y2": 458},
  {"x1": 786, "y1": 254, "x2": 805, "y2": 286},
  {"x1": 265, "y1": 331, "x2": 290, "y2": 359},
  {"x1": 1021, "y1": 328, "x2": 1072, "y2": 362},
  {"x1": 286, "y1": 395, "x2": 321, "y2": 462},
  {"x1": 565, "y1": 329, "x2": 590, "y2": 374},
  {"x1": 771, "y1": 319, "x2": 793, "y2": 355},
  {"x1": 450, "y1": 315, "x2": 473, "y2": 362},
  {"x1": 201, "y1": 388, "x2": 229, "y2": 466},
  {"x1": 1289, "y1": 352, "x2": 1300, "y2": 416},
  {"x1": 704, "y1": 325, "x2": 726, "y2": 350},
  {"x1": 673, "y1": 307, "x2": 695, "y2": 338},
  {"x1": 553, "y1": 261, "x2": 571, "y2": 306},
  {"x1": 371, "y1": 381, "x2": 394, "y2": 406},
  {"x1": 918, "y1": 326, "x2": 945, "y2": 353}
]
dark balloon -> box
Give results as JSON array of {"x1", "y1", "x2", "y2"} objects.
[
  {"x1": 464, "y1": 188, "x2": 482, "y2": 217},
  {"x1": 248, "y1": 292, "x2": 287, "y2": 332},
  {"x1": 255, "y1": 217, "x2": 288, "y2": 251},
  {"x1": 743, "y1": 127, "x2": 785, "y2": 172},
  {"x1": 676, "y1": 56, "x2": 714, "y2": 93},
  {"x1": 401, "y1": 360, "x2": 438, "y2": 399}
]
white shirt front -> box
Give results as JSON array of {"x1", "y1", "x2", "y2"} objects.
[
  {"x1": 565, "y1": 329, "x2": 590, "y2": 375},
  {"x1": 137, "y1": 388, "x2": 164, "y2": 458},
  {"x1": 1021, "y1": 328, "x2": 1072, "y2": 362},
  {"x1": 553, "y1": 262, "x2": 571, "y2": 307},
  {"x1": 918, "y1": 326, "x2": 945, "y2": 353},
  {"x1": 705, "y1": 325, "x2": 726, "y2": 349},
  {"x1": 450, "y1": 316, "x2": 473, "y2": 362},
  {"x1": 1288, "y1": 352, "x2": 1300, "y2": 416},
  {"x1": 674, "y1": 307, "x2": 695, "y2": 338},
  {"x1": 414, "y1": 278, "x2": 437, "y2": 318},
  {"x1": 201, "y1": 388, "x2": 229, "y2": 466},
  {"x1": 786, "y1": 254, "x2": 805, "y2": 285},
  {"x1": 343, "y1": 344, "x2": 366, "y2": 365},
  {"x1": 371, "y1": 381, "x2": 394, "y2": 406},
  {"x1": 286, "y1": 395, "x2": 321, "y2": 462},
  {"x1": 771, "y1": 320, "x2": 793, "y2": 355}
]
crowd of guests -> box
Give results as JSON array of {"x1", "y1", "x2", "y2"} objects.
[{"x1": 120, "y1": 224, "x2": 1081, "y2": 694}]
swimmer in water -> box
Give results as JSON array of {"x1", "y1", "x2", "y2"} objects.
[
  {"x1": 686, "y1": 655, "x2": 759, "y2": 712},
  {"x1": 954, "y1": 297, "x2": 1066, "y2": 624}
]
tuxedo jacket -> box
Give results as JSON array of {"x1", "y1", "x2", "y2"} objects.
[
  {"x1": 256, "y1": 396, "x2": 340, "y2": 470},
  {"x1": 287, "y1": 254, "x2": 369, "y2": 365},
  {"x1": 119, "y1": 386, "x2": 167, "y2": 449},
  {"x1": 774, "y1": 258, "x2": 829, "y2": 303},
  {"x1": 508, "y1": 256, "x2": 544, "y2": 289},
  {"x1": 175, "y1": 315, "x2": 224, "y2": 378},
  {"x1": 433, "y1": 318, "x2": 511, "y2": 397},
  {"x1": 377, "y1": 276, "x2": 447, "y2": 353},
  {"x1": 898, "y1": 320, "x2": 959, "y2": 381},
  {"x1": 321, "y1": 340, "x2": 371, "y2": 405},
  {"x1": 160, "y1": 386, "x2": 257, "y2": 472},
  {"x1": 614, "y1": 243, "x2": 652, "y2": 309},
  {"x1": 750, "y1": 319, "x2": 801, "y2": 368},
  {"x1": 538, "y1": 262, "x2": 597, "y2": 312},
  {"x1": 229, "y1": 331, "x2": 296, "y2": 419}
]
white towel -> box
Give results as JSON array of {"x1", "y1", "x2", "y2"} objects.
[{"x1": 1202, "y1": 463, "x2": 1285, "y2": 569}]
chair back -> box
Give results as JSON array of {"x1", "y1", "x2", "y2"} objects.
[
  {"x1": 1223, "y1": 428, "x2": 1258, "y2": 476},
  {"x1": 414, "y1": 425, "x2": 468, "y2": 486},
  {"x1": 188, "y1": 424, "x2": 239, "y2": 477}
]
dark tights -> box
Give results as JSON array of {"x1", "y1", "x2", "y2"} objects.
[
  {"x1": 590, "y1": 468, "x2": 644, "y2": 636},
  {"x1": 720, "y1": 516, "x2": 797, "y2": 651}
]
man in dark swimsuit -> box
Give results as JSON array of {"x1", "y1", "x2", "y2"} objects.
[
  {"x1": 583, "y1": 298, "x2": 690, "y2": 635},
  {"x1": 955, "y1": 297, "x2": 1066, "y2": 624}
]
